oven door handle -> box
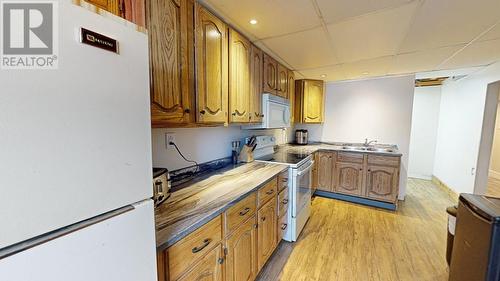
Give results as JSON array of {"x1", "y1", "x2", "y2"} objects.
[{"x1": 297, "y1": 161, "x2": 314, "y2": 176}]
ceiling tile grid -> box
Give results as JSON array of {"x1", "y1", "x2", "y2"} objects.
[{"x1": 200, "y1": 0, "x2": 500, "y2": 81}]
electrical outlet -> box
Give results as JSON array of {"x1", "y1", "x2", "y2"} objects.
[{"x1": 165, "y1": 132, "x2": 176, "y2": 149}]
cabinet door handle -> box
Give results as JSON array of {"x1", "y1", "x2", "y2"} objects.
[
  {"x1": 261, "y1": 217, "x2": 266, "y2": 222},
  {"x1": 239, "y1": 207, "x2": 251, "y2": 216},
  {"x1": 281, "y1": 223, "x2": 288, "y2": 230},
  {"x1": 282, "y1": 199, "x2": 288, "y2": 205},
  {"x1": 184, "y1": 108, "x2": 190, "y2": 114},
  {"x1": 368, "y1": 169, "x2": 371, "y2": 172},
  {"x1": 192, "y1": 238, "x2": 212, "y2": 253},
  {"x1": 281, "y1": 178, "x2": 288, "y2": 182},
  {"x1": 266, "y1": 189, "x2": 274, "y2": 195},
  {"x1": 200, "y1": 110, "x2": 206, "y2": 115},
  {"x1": 218, "y1": 257, "x2": 224, "y2": 264}
]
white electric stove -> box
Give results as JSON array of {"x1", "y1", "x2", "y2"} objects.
[{"x1": 250, "y1": 136, "x2": 313, "y2": 242}]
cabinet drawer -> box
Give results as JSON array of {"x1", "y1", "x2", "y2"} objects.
[
  {"x1": 168, "y1": 215, "x2": 222, "y2": 281},
  {"x1": 225, "y1": 192, "x2": 257, "y2": 235},
  {"x1": 258, "y1": 178, "x2": 278, "y2": 207},
  {"x1": 278, "y1": 170, "x2": 289, "y2": 192},
  {"x1": 367, "y1": 154, "x2": 400, "y2": 167},
  {"x1": 277, "y1": 211, "x2": 288, "y2": 242},
  {"x1": 337, "y1": 152, "x2": 364, "y2": 164},
  {"x1": 278, "y1": 187, "x2": 289, "y2": 217}
]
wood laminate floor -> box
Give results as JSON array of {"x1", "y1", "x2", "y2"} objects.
[
  {"x1": 257, "y1": 178, "x2": 456, "y2": 281},
  {"x1": 486, "y1": 176, "x2": 500, "y2": 198}
]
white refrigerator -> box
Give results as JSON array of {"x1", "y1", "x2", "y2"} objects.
[{"x1": 0, "y1": 1, "x2": 157, "y2": 280}]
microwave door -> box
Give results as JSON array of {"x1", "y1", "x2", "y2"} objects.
[{"x1": 268, "y1": 102, "x2": 290, "y2": 128}]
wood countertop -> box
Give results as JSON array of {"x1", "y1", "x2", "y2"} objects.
[{"x1": 155, "y1": 161, "x2": 288, "y2": 251}]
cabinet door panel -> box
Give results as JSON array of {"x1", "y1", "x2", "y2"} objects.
[
  {"x1": 177, "y1": 244, "x2": 223, "y2": 281},
  {"x1": 229, "y1": 29, "x2": 251, "y2": 123},
  {"x1": 148, "y1": 0, "x2": 194, "y2": 126},
  {"x1": 303, "y1": 80, "x2": 324, "y2": 123},
  {"x1": 225, "y1": 216, "x2": 258, "y2": 281},
  {"x1": 263, "y1": 54, "x2": 277, "y2": 94},
  {"x1": 250, "y1": 45, "x2": 263, "y2": 123},
  {"x1": 257, "y1": 198, "x2": 277, "y2": 271},
  {"x1": 195, "y1": 4, "x2": 228, "y2": 123},
  {"x1": 366, "y1": 165, "x2": 399, "y2": 202},
  {"x1": 317, "y1": 152, "x2": 334, "y2": 192},
  {"x1": 335, "y1": 162, "x2": 363, "y2": 196},
  {"x1": 277, "y1": 64, "x2": 288, "y2": 98},
  {"x1": 287, "y1": 70, "x2": 295, "y2": 123}
]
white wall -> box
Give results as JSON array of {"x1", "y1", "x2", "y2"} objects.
[
  {"x1": 434, "y1": 62, "x2": 500, "y2": 194},
  {"x1": 408, "y1": 86, "x2": 442, "y2": 180},
  {"x1": 299, "y1": 75, "x2": 415, "y2": 199},
  {"x1": 152, "y1": 127, "x2": 291, "y2": 171}
]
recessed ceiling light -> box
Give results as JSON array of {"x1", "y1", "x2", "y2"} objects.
[
  {"x1": 320, "y1": 74, "x2": 327, "y2": 78},
  {"x1": 362, "y1": 71, "x2": 370, "y2": 75},
  {"x1": 249, "y1": 19, "x2": 258, "y2": 25}
]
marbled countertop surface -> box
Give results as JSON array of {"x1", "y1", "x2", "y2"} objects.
[
  {"x1": 155, "y1": 161, "x2": 288, "y2": 250},
  {"x1": 279, "y1": 142, "x2": 403, "y2": 157}
]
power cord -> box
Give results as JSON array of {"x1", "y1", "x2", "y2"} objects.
[{"x1": 170, "y1": 141, "x2": 199, "y2": 172}]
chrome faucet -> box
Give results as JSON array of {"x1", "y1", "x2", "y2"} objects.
[{"x1": 364, "y1": 138, "x2": 377, "y2": 146}]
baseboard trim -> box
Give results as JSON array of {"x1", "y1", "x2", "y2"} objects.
[
  {"x1": 408, "y1": 174, "x2": 432, "y2": 180},
  {"x1": 431, "y1": 175, "x2": 459, "y2": 202},
  {"x1": 315, "y1": 190, "x2": 397, "y2": 211},
  {"x1": 489, "y1": 170, "x2": 500, "y2": 180}
]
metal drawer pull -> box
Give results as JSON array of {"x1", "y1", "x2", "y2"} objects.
[
  {"x1": 192, "y1": 238, "x2": 212, "y2": 253},
  {"x1": 261, "y1": 217, "x2": 266, "y2": 222},
  {"x1": 281, "y1": 223, "x2": 288, "y2": 230},
  {"x1": 282, "y1": 199, "x2": 288, "y2": 205},
  {"x1": 239, "y1": 207, "x2": 251, "y2": 216},
  {"x1": 265, "y1": 189, "x2": 274, "y2": 195},
  {"x1": 281, "y1": 178, "x2": 288, "y2": 182}
]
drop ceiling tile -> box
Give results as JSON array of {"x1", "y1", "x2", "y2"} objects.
[
  {"x1": 199, "y1": 0, "x2": 320, "y2": 39},
  {"x1": 260, "y1": 27, "x2": 338, "y2": 70},
  {"x1": 480, "y1": 23, "x2": 500, "y2": 41},
  {"x1": 342, "y1": 56, "x2": 394, "y2": 80},
  {"x1": 297, "y1": 64, "x2": 346, "y2": 81},
  {"x1": 327, "y1": 1, "x2": 419, "y2": 63},
  {"x1": 441, "y1": 39, "x2": 500, "y2": 69},
  {"x1": 317, "y1": 0, "x2": 413, "y2": 24},
  {"x1": 399, "y1": 0, "x2": 500, "y2": 53},
  {"x1": 388, "y1": 45, "x2": 464, "y2": 75}
]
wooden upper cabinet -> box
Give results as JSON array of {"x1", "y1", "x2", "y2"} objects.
[
  {"x1": 257, "y1": 198, "x2": 277, "y2": 271},
  {"x1": 225, "y1": 216, "x2": 258, "y2": 281},
  {"x1": 85, "y1": 0, "x2": 145, "y2": 27},
  {"x1": 277, "y1": 64, "x2": 288, "y2": 98},
  {"x1": 177, "y1": 244, "x2": 224, "y2": 281},
  {"x1": 317, "y1": 152, "x2": 334, "y2": 192},
  {"x1": 335, "y1": 162, "x2": 364, "y2": 196},
  {"x1": 263, "y1": 53, "x2": 278, "y2": 95},
  {"x1": 249, "y1": 45, "x2": 264, "y2": 123},
  {"x1": 148, "y1": 0, "x2": 194, "y2": 127},
  {"x1": 365, "y1": 165, "x2": 399, "y2": 202},
  {"x1": 287, "y1": 70, "x2": 295, "y2": 123},
  {"x1": 195, "y1": 4, "x2": 228, "y2": 124},
  {"x1": 295, "y1": 79, "x2": 324, "y2": 123},
  {"x1": 228, "y1": 29, "x2": 251, "y2": 123},
  {"x1": 85, "y1": 0, "x2": 120, "y2": 14}
]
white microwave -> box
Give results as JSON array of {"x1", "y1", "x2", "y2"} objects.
[{"x1": 244, "y1": 94, "x2": 291, "y2": 129}]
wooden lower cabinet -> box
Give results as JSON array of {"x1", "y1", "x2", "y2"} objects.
[
  {"x1": 317, "y1": 151, "x2": 334, "y2": 192},
  {"x1": 311, "y1": 152, "x2": 319, "y2": 193},
  {"x1": 177, "y1": 244, "x2": 224, "y2": 281},
  {"x1": 365, "y1": 165, "x2": 399, "y2": 202},
  {"x1": 224, "y1": 216, "x2": 258, "y2": 281},
  {"x1": 335, "y1": 162, "x2": 364, "y2": 196},
  {"x1": 257, "y1": 197, "x2": 278, "y2": 271}
]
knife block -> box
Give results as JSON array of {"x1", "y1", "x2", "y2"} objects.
[{"x1": 238, "y1": 145, "x2": 254, "y2": 163}]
